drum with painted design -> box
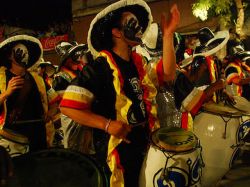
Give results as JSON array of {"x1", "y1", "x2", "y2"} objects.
[
  {"x1": 193, "y1": 101, "x2": 250, "y2": 187},
  {"x1": 139, "y1": 127, "x2": 203, "y2": 187},
  {"x1": 8, "y1": 148, "x2": 108, "y2": 187},
  {"x1": 0, "y1": 129, "x2": 29, "y2": 157}
]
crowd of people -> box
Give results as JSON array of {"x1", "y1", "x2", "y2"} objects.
[{"x1": 0, "y1": 0, "x2": 250, "y2": 187}]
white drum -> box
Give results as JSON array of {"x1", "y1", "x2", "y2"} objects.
[
  {"x1": 0, "y1": 129, "x2": 29, "y2": 157},
  {"x1": 193, "y1": 101, "x2": 249, "y2": 187},
  {"x1": 139, "y1": 127, "x2": 203, "y2": 187}
]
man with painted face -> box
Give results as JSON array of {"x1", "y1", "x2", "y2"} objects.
[
  {"x1": 59, "y1": 0, "x2": 180, "y2": 186},
  {"x1": 0, "y1": 35, "x2": 48, "y2": 155}
]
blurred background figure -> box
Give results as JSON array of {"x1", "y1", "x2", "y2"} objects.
[
  {"x1": 37, "y1": 59, "x2": 56, "y2": 89},
  {"x1": 52, "y1": 41, "x2": 88, "y2": 96},
  {"x1": 224, "y1": 39, "x2": 250, "y2": 101},
  {"x1": 36, "y1": 59, "x2": 61, "y2": 147},
  {"x1": 0, "y1": 34, "x2": 48, "y2": 156},
  {"x1": 53, "y1": 41, "x2": 94, "y2": 151},
  {"x1": 175, "y1": 27, "x2": 230, "y2": 130}
]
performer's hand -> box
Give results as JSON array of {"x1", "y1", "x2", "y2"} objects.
[
  {"x1": 0, "y1": 146, "x2": 13, "y2": 187},
  {"x1": 222, "y1": 90, "x2": 236, "y2": 106},
  {"x1": 106, "y1": 120, "x2": 132, "y2": 143},
  {"x1": 5, "y1": 76, "x2": 25, "y2": 97},
  {"x1": 161, "y1": 4, "x2": 180, "y2": 37}
]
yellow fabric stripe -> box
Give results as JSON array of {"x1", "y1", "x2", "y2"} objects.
[
  {"x1": 225, "y1": 63, "x2": 243, "y2": 96},
  {"x1": 0, "y1": 67, "x2": 7, "y2": 129},
  {"x1": 146, "y1": 58, "x2": 160, "y2": 88},
  {"x1": 187, "y1": 112, "x2": 194, "y2": 132},
  {"x1": 182, "y1": 87, "x2": 204, "y2": 112},
  {"x1": 99, "y1": 51, "x2": 159, "y2": 187},
  {"x1": 99, "y1": 51, "x2": 131, "y2": 187},
  {"x1": 30, "y1": 71, "x2": 48, "y2": 116}
]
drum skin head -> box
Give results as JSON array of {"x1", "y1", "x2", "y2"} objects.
[
  {"x1": 202, "y1": 99, "x2": 250, "y2": 117},
  {"x1": 7, "y1": 148, "x2": 108, "y2": 187},
  {"x1": 152, "y1": 127, "x2": 198, "y2": 153}
]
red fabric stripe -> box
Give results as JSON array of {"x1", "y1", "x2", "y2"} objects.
[
  {"x1": 190, "y1": 92, "x2": 206, "y2": 116},
  {"x1": 61, "y1": 67, "x2": 77, "y2": 79},
  {"x1": 112, "y1": 149, "x2": 124, "y2": 172},
  {"x1": 132, "y1": 52, "x2": 156, "y2": 129},
  {"x1": 181, "y1": 112, "x2": 188, "y2": 130},
  {"x1": 156, "y1": 58, "x2": 164, "y2": 86},
  {"x1": 102, "y1": 50, "x2": 124, "y2": 92},
  {"x1": 60, "y1": 99, "x2": 90, "y2": 110}
]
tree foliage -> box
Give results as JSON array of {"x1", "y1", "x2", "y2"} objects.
[
  {"x1": 192, "y1": 0, "x2": 249, "y2": 38},
  {"x1": 192, "y1": 0, "x2": 234, "y2": 28}
]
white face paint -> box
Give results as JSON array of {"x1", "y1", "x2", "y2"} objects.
[{"x1": 12, "y1": 43, "x2": 29, "y2": 66}]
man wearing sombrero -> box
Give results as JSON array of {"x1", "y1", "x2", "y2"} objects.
[
  {"x1": 0, "y1": 35, "x2": 49, "y2": 156},
  {"x1": 174, "y1": 27, "x2": 231, "y2": 130},
  {"x1": 52, "y1": 41, "x2": 88, "y2": 97},
  {"x1": 225, "y1": 40, "x2": 250, "y2": 101},
  {"x1": 37, "y1": 59, "x2": 56, "y2": 89},
  {"x1": 60, "y1": 0, "x2": 180, "y2": 186}
]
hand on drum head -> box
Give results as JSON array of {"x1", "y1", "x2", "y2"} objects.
[
  {"x1": 107, "y1": 120, "x2": 131, "y2": 143},
  {"x1": 222, "y1": 90, "x2": 236, "y2": 107},
  {"x1": 0, "y1": 146, "x2": 13, "y2": 187}
]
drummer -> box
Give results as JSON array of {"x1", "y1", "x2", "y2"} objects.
[
  {"x1": 224, "y1": 40, "x2": 250, "y2": 101},
  {"x1": 174, "y1": 27, "x2": 232, "y2": 130},
  {"x1": 0, "y1": 35, "x2": 49, "y2": 154},
  {"x1": 59, "y1": 0, "x2": 180, "y2": 186}
]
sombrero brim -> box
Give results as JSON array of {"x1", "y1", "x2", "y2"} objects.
[
  {"x1": 194, "y1": 30, "x2": 229, "y2": 57},
  {"x1": 235, "y1": 51, "x2": 250, "y2": 60},
  {"x1": 87, "y1": 0, "x2": 153, "y2": 57},
  {"x1": 179, "y1": 30, "x2": 229, "y2": 69},
  {"x1": 179, "y1": 56, "x2": 193, "y2": 69},
  {"x1": 142, "y1": 22, "x2": 163, "y2": 57},
  {"x1": 142, "y1": 22, "x2": 159, "y2": 49},
  {"x1": 58, "y1": 44, "x2": 88, "y2": 71},
  {"x1": 0, "y1": 35, "x2": 42, "y2": 68}
]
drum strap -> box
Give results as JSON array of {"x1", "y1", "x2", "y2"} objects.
[{"x1": 219, "y1": 115, "x2": 232, "y2": 139}]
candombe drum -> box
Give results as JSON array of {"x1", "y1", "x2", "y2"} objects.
[
  {"x1": 0, "y1": 128, "x2": 29, "y2": 157},
  {"x1": 139, "y1": 127, "x2": 203, "y2": 187},
  {"x1": 8, "y1": 148, "x2": 108, "y2": 187},
  {"x1": 193, "y1": 101, "x2": 250, "y2": 187}
]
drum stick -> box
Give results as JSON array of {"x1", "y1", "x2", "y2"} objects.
[{"x1": 13, "y1": 119, "x2": 45, "y2": 125}]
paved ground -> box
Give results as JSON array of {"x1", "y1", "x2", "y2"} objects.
[{"x1": 216, "y1": 139, "x2": 250, "y2": 187}]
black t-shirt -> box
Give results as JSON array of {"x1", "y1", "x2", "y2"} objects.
[
  {"x1": 71, "y1": 51, "x2": 149, "y2": 182},
  {"x1": 111, "y1": 51, "x2": 147, "y2": 125},
  {"x1": 174, "y1": 71, "x2": 195, "y2": 109},
  {"x1": 72, "y1": 51, "x2": 147, "y2": 125}
]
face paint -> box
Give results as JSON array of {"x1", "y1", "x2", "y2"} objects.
[
  {"x1": 12, "y1": 43, "x2": 29, "y2": 67},
  {"x1": 121, "y1": 12, "x2": 142, "y2": 44},
  {"x1": 71, "y1": 50, "x2": 82, "y2": 63}
]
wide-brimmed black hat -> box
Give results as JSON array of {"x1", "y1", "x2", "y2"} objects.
[
  {"x1": 55, "y1": 41, "x2": 88, "y2": 71},
  {"x1": 0, "y1": 35, "x2": 42, "y2": 68},
  {"x1": 87, "y1": 0, "x2": 153, "y2": 57},
  {"x1": 226, "y1": 39, "x2": 250, "y2": 61},
  {"x1": 179, "y1": 27, "x2": 229, "y2": 68}
]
